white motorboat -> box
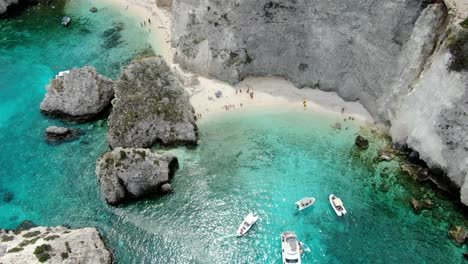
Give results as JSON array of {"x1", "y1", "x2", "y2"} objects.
[
  {"x1": 329, "y1": 194, "x2": 347, "y2": 216},
  {"x1": 281, "y1": 231, "x2": 302, "y2": 264},
  {"x1": 55, "y1": 70, "x2": 70, "y2": 78},
  {"x1": 62, "y1": 16, "x2": 71, "y2": 26},
  {"x1": 295, "y1": 197, "x2": 315, "y2": 211},
  {"x1": 236, "y1": 212, "x2": 258, "y2": 236}
]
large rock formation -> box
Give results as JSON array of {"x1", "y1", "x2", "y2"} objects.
[
  {"x1": 171, "y1": 0, "x2": 468, "y2": 205},
  {"x1": 40, "y1": 67, "x2": 114, "y2": 122},
  {"x1": 0, "y1": 226, "x2": 112, "y2": 263},
  {"x1": 45, "y1": 126, "x2": 84, "y2": 144},
  {"x1": 107, "y1": 56, "x2": 198, "y2": 148},
  {"x1": 95, "y1": 147, "x2": 179, "y2": 205}
]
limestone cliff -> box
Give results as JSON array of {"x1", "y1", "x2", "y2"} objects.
[{"x1": 170, "y1": 0, "x2": 468, "y2": 204}]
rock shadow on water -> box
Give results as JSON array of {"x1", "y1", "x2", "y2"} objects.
[{"x1": 101, "y1": 22, "x2": 125, "y2": 49}]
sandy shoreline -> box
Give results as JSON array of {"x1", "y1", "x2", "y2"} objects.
[{"x1": 95, "y1": 0, "x2": 374, "y2": 124}]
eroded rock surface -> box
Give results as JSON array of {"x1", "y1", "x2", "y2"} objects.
[
  {"x1": 40, "y1": 67, "x2": 114, "y2": 122},
  {"x1": 0, "y1": 226, "x2": 112, "y2": 264},
  {"x1": 108, "y1": 56, "x2": 198, "y2": 148},
  {"x1": 95, "y1": 147, "x2": 179, "y2": 205}
]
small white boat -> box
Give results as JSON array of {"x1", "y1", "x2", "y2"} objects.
[
  {"x1": 62, "y1": 16, "x2": 71, "y2": 26},
  {"x1": 236, "y1": 212, "x2": 258, "y2": 236},
  {"x1": 300, "y1": 242, "x2": 311, "y2": 253},
  {"x1": 55, "y1": 70, "x2": 70, "y2": 78},
  {"x1": 295, "y1": 197, "x2": 315, "y2": 211},
  {"x1": 281, "y1": 231, "x2": 302, "y2": 264},
  {"x1": 329, "y1": 194, "x2": 347, "y2": 216}
]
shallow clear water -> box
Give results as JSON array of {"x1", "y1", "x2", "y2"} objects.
[{"x1": 1, "y1": 1, "x2": 468, "y2": 263}]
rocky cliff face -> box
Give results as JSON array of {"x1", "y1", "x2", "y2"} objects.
[
  {"x1": 0, "y1": 226, "x2": 112, "y2": 263},
  {"x1": 172, "y1": 0, "x2": 431, "y2": 115},
  {"x1": 0, "y1": 0, "x2": 19, "y2": 14},
  {"x1": 171, "y1": 0, "x2": 468, "y2": 204},
  {"x1": 0, "y1": 0, "x2": 38, "y2": 16}
]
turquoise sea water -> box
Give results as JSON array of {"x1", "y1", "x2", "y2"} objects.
[{"x1": 1, "y1": 1, "x2": 468, "y2": 263}]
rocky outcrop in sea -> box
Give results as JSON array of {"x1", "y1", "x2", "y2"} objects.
[
  {"x1": 45, "y1": 126, "x2": 83, "y2": 144},
  {"x1": 95, "y1": 147, "x2": 179, "y2": 205},
  {"x1": 170, "y1": 0, "x2": 468, "y2": 205},
  {"x1": 107, "y1": 56, "x2": 198, "y2": 148},
  {"x1": 40, "y1": 67, "x2": 114, "y2": 122},
  {"x1": 0, "y1": 226, "x2": 112, "y2": 263}
]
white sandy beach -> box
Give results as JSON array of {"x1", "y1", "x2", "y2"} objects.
[{"x1": 96, "y1": 0, "x2": 375, "y2": 124}]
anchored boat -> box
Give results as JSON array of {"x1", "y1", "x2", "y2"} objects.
[
  {"x1": 329, "y1": 194, "x2": 347, "y2": 216},
  {"x1": 236, "y1": 212, "x2": 258, "y2": 236},
  {"x1": 281, "y1": 231, "x2": 302, "y2": 264},
  {"x1": 55, "y1": 70, "x2": 70, "y2": 78},
  {"x1": 62, "y1": 16, "x2": 71, "y2": 27},
  {"x1": 295, "y1": 197, "x2": 315, "y2": 211}
]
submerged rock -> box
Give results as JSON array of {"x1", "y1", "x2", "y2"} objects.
[
  {"x1": 355, "y1": 135, "x2": 369, "y2": 150},
  {"x1": 449, "y1": 226, "x2": 468, "y2": 245},
  {"x1": 410, "y1": 197, "x2": 434, "y2": 214},
  {"x1": 0, "y1": 226, "x2": 112, "y2": 263},
  {"x1": 108, "y1": 56, "x2": 198, "y2": 148},
  {"x1": 15, "y1": 220, "x2": 36, "y2": 233},
  {"x1": 95, "y1": 147, "x2": 179, "y2": 205},
  {"x1": 411, "y1": 198, "x2": 422, "y2": 214},
  {"x1": 40, "y1": 67, "x2": 114, "y2": 122},
  {"x1": 160, "y1": 183, "x2": 173, "y2": 194},
  {"x1": 376, "y1": 148, "x2": 394, "y2": 162},
  {"x1": 89, "y1": 6, "x2": 97, "y2": 12},
  {"x1": 45, "y1": 126, "x2": 84, "y2": 144},
  {"x1": 3, "y1": 192, "x2": 13, "y2": 203}
]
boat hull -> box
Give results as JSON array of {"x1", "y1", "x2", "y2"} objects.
[
  {"x1": 281, "y1": 232, "x2": 302, "y2": 264},
  {"x1": 329, "y1": 194, "x2": 347, "y2": 216},
  {"x1": 236, "y1": 213, "x2": 258, "y2": 236},
  {"x1": 295, "y1": 197, "x2": 315, "y2": 211}
]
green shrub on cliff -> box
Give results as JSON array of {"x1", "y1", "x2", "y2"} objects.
[{"x1": 447, "y1": 30, "x2": 468, "y2": 72}]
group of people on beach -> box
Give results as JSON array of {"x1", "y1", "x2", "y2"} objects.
[
  {"x1": 224, "y1": 104, "x2": 242, "y2": 110},
  {"x1": 140, "y1": 18, "x2": 152, "y2": 32},
  {"x1": 236, "y1": 87, "x2": 255, "y2": 99}
]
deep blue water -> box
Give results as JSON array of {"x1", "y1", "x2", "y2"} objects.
[{"x1": 1, "y1": 1, "x2": 468, "y2": 263}]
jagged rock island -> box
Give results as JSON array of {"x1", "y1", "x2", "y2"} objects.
[
  {"x1": 96, "y1": 147, "x2": 179, "y2": 205},
  {"x1": 107, "y1": 56, "x2": 198, "y2": 148},
  {"x1": 0, "y1": 226, "x2": 112, "y2": 263},
  {"x1": 40, "y1": 66, "x2": 114, "y2": 122}
]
